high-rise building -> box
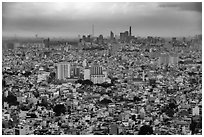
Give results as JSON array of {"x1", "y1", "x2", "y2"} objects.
[
  {"x1": 120, "y1": 33, "x2": 124, "y2": 41},
  {"x1": 129, "y1": 26, "x2": 132, "y2": 36},
  {"x1": 120, "y1": 31, "x2": 129, "y2": 42},
  {"x1": 89, "y1": 65, "x2": 107, "y2": 84},
  {"x1": 110, "y1": 31, "x2": 114, "y2": 40},
  {"x1": 98, "y1": 34, "x2": 104, "y2": 44},
  {"x1": 124, "y1": 31, "x2": 129, "y2": 40},
  {"x1": 71, "y1": 67, "x2": 80, "y2": 78},
  {"x1": 56, "y1": 62, "x2": 71, "y2": 80},
  {"x1": 90, "y1": 65, "x2": 103, "y2": 75},
  {"x1": 84, "y1": 69, "x2": 91, "y2": 80}
]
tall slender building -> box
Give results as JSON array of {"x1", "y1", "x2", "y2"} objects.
[
  {"x1": 129, "y1": 26, "x2": 132, "y2": 36},
  {"x1": 92, "y1": 24, "x2": 94, "y2": 37},
  {"x1": 110, "y1": 31, "x2": 114, "y2": 40}
]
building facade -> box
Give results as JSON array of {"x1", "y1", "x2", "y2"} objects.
[
  {"x1": 56, "y1": 62, "x2": 71, "y2": 80},
  {"x1": 90, "y1": 75, "x2": 105, "y2": 84},
  {"x1": 84, "y1": 69, "x2": 91, "y2": 80},
  {"x1": 71, "y1": 66, "x2": 80, "y2": 78},
  {"x1": 158, "y1": 53, "x2": 179, "y2": 67},
  {"x1": 90, "y1": 65, "x2": 103, "y2": 75}
]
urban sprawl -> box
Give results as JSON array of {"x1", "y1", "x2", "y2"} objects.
[{"x1": 2, "y1": 27, "x2": 202, "y2": 135}]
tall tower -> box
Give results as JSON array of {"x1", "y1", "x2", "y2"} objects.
[
  {"x1": 110, "y1": 31, "x2": 114, "y2": 40},
  {"x1": 92, "y1": 24, "x2": 94, "y2": 37},
  {"x1": 129, "y1": 26, "x2": 132, "y2": 36}
]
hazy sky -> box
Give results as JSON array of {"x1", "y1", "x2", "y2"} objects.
[{"x1": 2, "y1": 2, "x2": 202, "y2": 38}]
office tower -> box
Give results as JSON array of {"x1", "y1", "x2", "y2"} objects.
[
  {"x1": 110, "y1": 31, "x2": 114, "y2": 40},
  {"x1": 56, "y1": 62, "x2": 71, "y2": 80},
  {"x1": 120, "y1": 30, "x2": 129, "y2": 42},
  {"x1": 124, "y1": 31, "x2": 129, "y2": 40},
  {"x1": 129, "y1": 26, "x2": 132, "y2": 36},
  {"x1": 84, "y1": 69, "x2": 91, "y2": 80},
  {"x1": 120, "y1": 32, "x2": 124, "y2": 41},
  {"x1": 98, "y1": 34, "x2": 104, "y2": 44}
]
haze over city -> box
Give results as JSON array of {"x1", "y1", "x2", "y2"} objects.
[
  {"x1": 2, "y1": 2, "x2": 202, "y2": 136},
  {"x1": 2, "y1": 2, "x2": 202, "y2": 38}
]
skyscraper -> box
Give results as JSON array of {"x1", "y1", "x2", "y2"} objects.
[
  {"x1": 129, "y1": 26, "x2": 132, "y2": 36},
  {"x1": 98, "y1": 34, "x2": 104, "y2": 44},
  {"x1": 120, "y1": 31, "x2": 129, "y2": 42},
  {"x1": 110, "y1": 31, "x2": 114, "y2": 40}
]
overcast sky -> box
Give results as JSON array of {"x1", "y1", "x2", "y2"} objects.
[{"x1": 2, "y1": 2, "x2": 202, "y2": 38}]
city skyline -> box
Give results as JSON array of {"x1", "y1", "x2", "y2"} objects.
[{"x1": 2, "y1": 2, "x2": 202, "y2": 38}]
